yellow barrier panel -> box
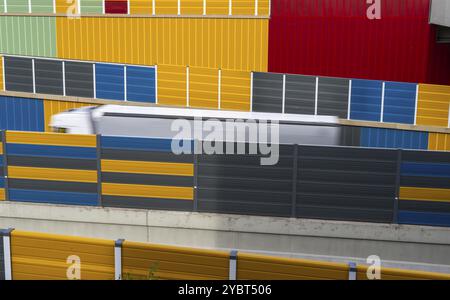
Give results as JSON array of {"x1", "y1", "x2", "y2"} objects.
[
  {"x1": 55, "y1": 0, "x2": 79, "y2": 14},
  {"x1": 232, "y1": 0, "x2": 255, "y2": 15},
  {"x1": 101, "y1": 160, "x2": 194, "y2": 176},
  {"x1": 0, "y1": 55, "x2": 3, "y2": 91},
  {"x1": 400, "y1": 187, "x2": 450, "y2": 203},
  {"x1": 357, "y1": 265, "x2": 450, "y2": 280},
  {"x1": 102, "y1": 183, "x2": 194, "y2": 200},
  {"x1": 155, "y1": 0, "x2": 178, "y2": 14},
  {"x1": 11, "y1": 230, "x2": 115, "y2": 280},
  {"x1": 236, "y1": 252, "x2": 349, "y2": 280},
  {"x1": 206, "y1": 0, "x2": 229, "y2": 14},
  {"x1": 221, "y1": 70, "x2": 251, "y2": 111},
  {"x1": 6, "y1": 131, "x2": 97, "y2": 147},
  {"x1": 190, "y1": 66, "x2": 219, "y2": 109},
  {"x1": 8, "y1": 166, "x2": 98, "y2": 183},
  {"x1": 44, "y1": 100, "x2": 96, "y2": 132},
  {"x1": 429, "y1": 133, "x2": 450, "y2": 151},
  {"x1": 129, "y1": 0, "x2": 153, "y2": 14},
  {"x1": 416, "y1": 84, "x2": 450, "y2": 128},
  {"x1": 181, "y1": 0, "x2": 204, "y2": 14},
  {"x1": 157, "y1": 64, "x2": 187, "y2": 107},
  {"x1": 122, "y1": 241, "x2": 229, "y2": 280},
  {"x1": 0, "y1": 188, "x2": 5, "y2": 201}
]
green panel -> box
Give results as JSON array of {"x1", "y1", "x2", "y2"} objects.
[
  {"x1": 7, "y1": 0, "x2": 29, "y2": 13},
  {"x1": 31, "y1": 0, "x2": 54, "y2": 13},
  {"x1": 0, "y1": 1, "x2": 4, "y2": 13},
  {"x1": 81, "y1": 0, "x2": 103, "y2": 14},
  {"x1": 0, "y1": 16, "x2": 56, "y2": 57}
]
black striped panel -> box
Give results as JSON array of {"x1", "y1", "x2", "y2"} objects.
[
  {"x1": 102, "y1": 172, "x2": 193, "y2": 187},
  {"x1": 101, "y1": 149, "x2": 193, "y2": 163},
  {"x1": 401, "y1": 176, "x2": 450, "y2": 189},
  {"x1": 102, "y1": 196, "x2": 193, "y2": 211},
  {"x1": 8, "y1": 179, "x2": 98, "y2": 193},
  {"x1": 399, "y1": 200, "x2": 450, "y2": 214},
  {"x1": 402, "y1": 151, "x2": 450, "y2": 163},
  {"x1": 7, "y1": 156, "x2": 98, "y2": 170}
]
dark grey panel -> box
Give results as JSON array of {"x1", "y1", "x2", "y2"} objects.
[
  {"x1": 402, "y1": 150, "x2": 450, "y2": 163},
  {"x1": 0, "y1": 169, "x2": 3, "y2": 177},
  {"x1": 340, "y1": 126, "x2": 361, "y2": 147},
  {"x1": 8, "y1": 179, "x2": 98, "y2": 193},
  {"x1": 401, "y1": 176, "x2": 450, "y2": 189},
  {"x1": 296, "y1": 205, "x2": 393, "y2": 223},
  {"x1": 64, "y1": 61, "x2": 94, "y2": 98},
  {"x1": 101, "y1": 149, "x2": 193, "y2": 163},
  {"x1": 399, "y1": 200, "x2": 450, "y2": 214},
  {"x1": 317, "y1": 77, "x2": 350, "y2": 118},
  {"x1": 7, "y1": 156, "x2": 97, "y2": 170},
  {"x1": 102, "y1": 172, "x2": 193, "y2": 187},
  {"x1": 252, "y1": 72, "x2": 283, "y2": 113},
  {"x1": 4, "y1": 56, "x2": 33, "y2": 93},
  {"x1": 285, "y1": 74, "x2": 316, "y2": 115},
  {"x1": 34, "y1": 59, "x2": 63, "y2": 95},
  {"x1": 102, "y1": 196, "x2": 193, "y2": 211},
  {"x1": 0, "y1": 235, "x2": 3, "y2": 281}
]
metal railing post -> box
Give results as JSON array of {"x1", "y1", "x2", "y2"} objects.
[{"x1": 114, "y1": 239, "x2": 125, "y2": 280}]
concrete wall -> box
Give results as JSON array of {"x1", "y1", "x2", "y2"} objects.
[
  {"x1": 430, "y1": 0, "x2": 450, "y2": 27},
  {"x1": 1, "y1": 201, "x2": 450, "y2": 273}
]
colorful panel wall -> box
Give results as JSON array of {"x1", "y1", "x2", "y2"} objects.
[
  {"x1": 6, "y1": 131, "x2": 98, "y2": 206},
  {"x1": 0, "y1": 96, "x2": 44, "y2": 131},
  {"x1": 43, "y1": 100, "x2": 96, "y2": 132},
  {"x1": 100, "y1": 136, "x2": 194, "y2": 210},
  {"x1": 360, "y1": 128, "x2": 429, "y2": 150},
  {"x1": 95, "y1": 63, "x2": 125, "y2": 101},
  {"x1": 349, "y1": 79, "x2": 383, "y2": 122},
  {"x1": 399, "y1": 151, "x2": 450, "y2": 227},
  {"x1": 416, "y1": 84, "x2": 450, "y2": 127},
  {"x1": 56, "y1": 17, "x2": 269, "y2": 72},
  {"x1": 0, "y1": 16, "x2": 56, "y2": 57},
  {"x1": 11, "y1": 230, "x2": 114, "y2": 280}
]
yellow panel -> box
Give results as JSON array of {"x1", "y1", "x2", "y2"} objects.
[
  {"x1": 101, "y1": 160, "x2": 194, "y2": 176},
  {"x1": 56, "y1": 0, "x2": 79, "y2": 14},
  {"x1": 416, "y1": 84, "x2": 450, "y2": 127},
  {"x1": 258, "y1": 0, "x2": 270, "y2": 16},
  {"x1": 6, "y1": 131, "x2": 97, "y2": 147},
  {"x1": 0, "y1": 55, "x2": 3, "y2": 91},
  {"x1": 357, "y1": 266, "x2": 450, "y2": 280},
  {"x1": 237, "y1": 252, "x2": 348, "y2": 280},
  {"x1": 221, "y1": 69, "x2": 251, "y2": 111},
  {"x1": 206, "y1": 0, "x2": 228, "y2": 14},
  {"x1": 400, "y1": 187, "x2": 450, "y2": 203},
  {"x1": 11, "y1": 230, "x2": 114, "y2": 280},
  {"x1": 189, "y1": 66, "x2": 219, "y2": 109},
  {"x1": 429, "y1": 133, "x2": 450, "y2": 151},
  {"x1": 181, "y1": 0, "x2": 203, "y2": 14},
  {"x1": 8, "y1": 166, "x2": 98, "y2": 183},
  {"x1": 158, "y1": 64, "x2": 187, "y2": 107},
  {"x1": 44, "y1": 100, "x2": 96, "y2": 133},
  {"x1": 102, "y1": 183, "x2": 194, "y2": 200},
  {"x1": 232, "y1": 0, "x2": 255, "y2": 15},
  {"x1": 129, "y1": 0, "x2": 153, "y2": 14},
  {"x1": 0, "y1": 189, "x2": 5, "y2": 201},
  {"x1": 0, "y1": 141, "x2": 3, "y2": 155},
  {"x1": 156, "y1": 0, "x2": 178, "y2": 14},
  {"x1": 56, "y1": 17, "x2": 269, "y2": 73},
  {"x1": 122, "y1": 241, "x2": 229, "y2": 280}
]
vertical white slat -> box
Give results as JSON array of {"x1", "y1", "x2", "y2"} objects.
[
  {"x1": 77, "y1": 0, "x2": 81, "y2": 14},
  {"x1": 114, "y1": 239, "x2": 124, "y2": 280},
  {"x1": 32, "y1": 58, "x2": 36, "y2": 94},
  {"x1": 229, "y1": 250, "x2": 238, "y2": 280},
  {"x1": 93, "y1": 63, "x2": 97, "y2": 98},
  {"x1": 347, "y1": 80, "x2": 352, "y2": 120},
  {"x1": 155, "y1": 65, "x2": 158, "y2": 104},
  {"x1": 124, "y1": 66, "x2": 127, "y2": 101},
  {"x1": 380, "y1": 82, "x2": 386, "y2": 122},
  {"x1": 218, "y1": 69, "x2": 222, "y2": 110},
  {"x1": 414, "y1": 84, "x2": 419, "y2": 126},
  {"x1": 4, "y1": 0, "x2": 7, "y2": 13},
  {"x1": 127, "y1": 0, "x2": 130, "y2": 14},
  {"x1": 102, "y1": 0, "x2": 105, "y2": 14},
  {"x1": 268, "y1": 0, "x2": 271, "y2": 16},
  {"x1": 3, "y1": 235, "x2": 12, "y2": 280},
  {"x1": 348, "y1": 262, "x2": 357, "y2": 281},
  {"x1": 314, "y1": 77, "x2": 319, "y2": 115},
  {"x1": 28, "y1": 0, "x2": 32, "y2": 13},
  {"x1": 203, "y1": 0, "x2": 206, "y2": 15},
  {"x1": 62, "y1": 61, "x2": 66, "y2": 96},
  {"x1": 282, "y1": 74, "x2": 286, "y2": 114},
  {"x1": 178, "y1": 0, "x2": 181, "y2": 15},
  {"x1": 186, "y1": 66, "x2": 190, "y2": 107},
  {"x1": 255, "y1": 0, "x2": 258, "y2": 16},
  {"x1": 250, "y1": 72, "x2": 254, "y2": 112},
  {"x1": 53, "y1": 0, "x2": 56, "y2": 14},
  {"x1": 228, "y1": 0, "x2": 232, "y2": 15},
  {"x1": 152, "y1": 0, "x2": 155, "y2": 15}
]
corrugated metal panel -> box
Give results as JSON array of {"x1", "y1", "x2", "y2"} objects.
[
  {"x1": 360, "y1": 128, "x2": 429, "y2": 150},
  {"x1": 11, "y1": 230, "x2": 114, "y2": 280},
  {"x1": 44, "y1": 100, "x2": 96, "y2": 132},
  {"x1": 317, "y1": 77, "x2": 349, "y2": 119},
  {"x1": 34, "y1": 59, "x2": 64, "y2": 96},
  {"x1": 340, "y1": 126, "x2": 361, "y2": 147},
  {"x1": 252, "y1": 72, "x2": 283, "y2": 113},
  {"x1": 268, "y1": 0, "x2": 450, "y2": 85},
  {"x1": 0, "y1": 56, "x2": 3, "y2": 91},
  {"x1": 0, "y1": 16, "x2": 56, "y2": 57},
  {"x1": 80, "y1": 0, "x2": 103, "y2": 13},
  {"x1": 130, "y1": 0, "x2": 152, "y2": 14},
  {"x1": 257, "y1": 0, "x2": 270, "y2": 16},
  {"x1": 31, "y1": 0, "x2": 54, "y2": 13},
  {"x1": 189, "y1": 66, "x2": 218, "y2": 109},
  {"x1": 55, "y1": 0, "x2": 77, "y2": 14},
  {"x1": 181, "y1": 0, "x2": 203, "y2": 14},
  {"x1": 126, "y1": 66, "x2": 156, "y2": 103},
  {"x1": 157, "y1": 64, "x2": 187, "y2": 107},
  {"x1": 4, "y1": 56, "x2": 33, "y2": 93},
  {"x1": 220, "y1": 69, "x2": 251, "y2": 111},
  {"x1": 206, "y1": 0, "x2": 228, "y2": 15},
  {"x1": 285, "y1": 74, "x2": 316, "y2": 115},
  {"x1": 105, "y1": 0, "x2": 128, "y2": 14},
  {"x1": 56, "y1": 17, "x2": 269, "y2": 72},
  {"x1": 64, "y1": 61, "x2": 95, "y2": 98},
  {"x1": 0, "y1": 1, "x2": 4, "y2": 12},
  {"x1": 0, "y1": 96, "x2": 44, "y2": 131},
  {"x1": 383, "y1": 82, "x2": 417, "y2": 124},
  {"x1": 232, "y1": 0, "x2": 254, "y2": 15},
  {"x1": 155, "y1": 0, "x2": 177, "y2": 14},
  {"x1": 296, "y1": 146, "x2": 397, "y2": 223},
  {"x1": 95, "y1": 63, "x2": 125, "y2": 101},
  {"x1": 429, "y1": 133, "x2": 450, "y2": 151},
  {"x1": 6, "y1": 0, "x2": 28, "y2": 13},
  {"x1": 350, "y1": 79, "x2": 383, "y2": 122},
  {"x1": 416, "y1": 84, "x2": 450, "y2": 127}
]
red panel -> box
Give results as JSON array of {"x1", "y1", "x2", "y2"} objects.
[
  {"x1": 268, "y1": 0, "x2": 450, "y2": 85},
  {"x1": 105, "y1": 0, "x2": 128, "y2": 14}
]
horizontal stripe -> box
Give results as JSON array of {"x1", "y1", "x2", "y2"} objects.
[
  {"x1": 400, "y1": 187, "x2": 450, "y2": 203},
  {"x1": 401, "y1": 176, "x2": 450, "y2": 189},
  {"x1": 101, "y1": 160, "x2": 193, "y2": 176},
  {"x1": 9, "y1": 189, "x2": 98, "y2": 206},
  {"x1": 399, "y1": 200, "x2": 450, "y2": 214},
  {"x1": 101, "y1": 149, "x2": 193, "y2": 163},
  {"x1": 101, "y1": 136, "x2": 191, "y2": 152},
  {"x1": 102, "y1": 195, "x2": 193, "y2": 211},
  {"x1": 398, "y1": 211, "x2": 450, "y2": 227},
  {"x1": 102, "y1": 183, "x2": 193, "y2": 200},
  {"x1": 8, "y1": 179, "x2": 98, "y2": 194},
  {"x1": 6, "y1": 131, "x2": 96, "y2": 147},
  {"x1": 8, "y1": 166, "x2": 98, "y2": 183},
  {"x1": 7, "y1": 155, "x2": 97, "y2": 170},
  {"x1": 0, "y1": 188, "x2": 4, "y2": 201},
  {"x1": 401, "y1": 162, "x2": 450, "y2": 178},
  {"x1": 102, "y1": 172, "x2": 193, "y2": 187},
  {"x1": 7, "y1": 144, "x2": 97, "y2": 159}
]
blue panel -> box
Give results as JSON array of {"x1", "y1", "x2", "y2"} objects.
[
  {"x1": 360, "y1": 128, "x2": 428, "y2": 150},
  {"x1": 7, "y1": 144, "x2": 97, "y2": 159},
  {"x1": 0, "y1": 156, "x2": 3, "y2": 165},
  {"x1": 101, "y1": 136, "x2": 193, "y2": 152},
  {"x1": 383, "y1": 82, "x2": 417, "y2": 124},
  {"x1": 95, "y1": 64, "x2": 125, "y2": 101},
  {"x1": 399, "y1": 211, "x2": 450, "y2": 227},
  {"x1": 9, "y1": 189, "x2": 98, "y2": 206},
  {"x1": 350, "y1": 79, "x2": 383, "y2": 122},
  {"x1": 0, "y1": 96, "x2": 44, "y2": 131},
  {"x1": 126, "y1": 66, "x2": 156, "y2": 103},
  {"x1": 0, "y1": 178, "x2": 4, "y2": 188},
  {"x1": 401, "y1": 162, "x2": 450, "y2": 178}
]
